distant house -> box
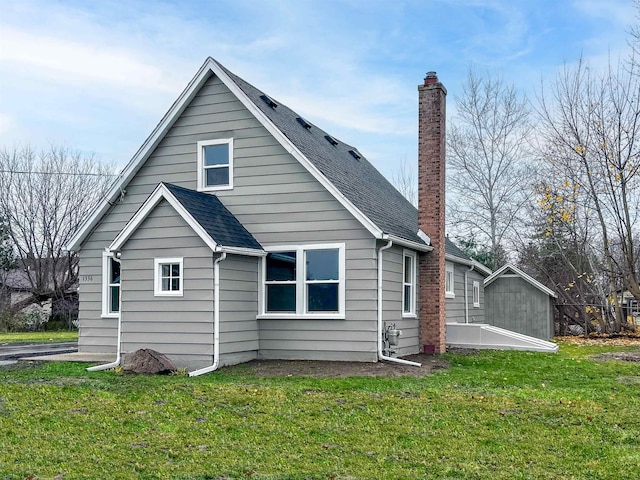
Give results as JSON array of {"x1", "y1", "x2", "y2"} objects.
[
  {"x1": 484, "y1": 264, "x2": 557, "y2": 340},
  {"x1": 68, "y1": 58, "x2": 501, "y2": 374},
  {"x1": 0, "y1": 269, "x2": 33, "y2": 309}
]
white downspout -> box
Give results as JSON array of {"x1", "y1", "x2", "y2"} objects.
[
  {"x1": 377, "y1": 240, "x2": 421, "y2": 367},
  {"x1": 189, "y1": 252, "x2": 226, "y2": 377},
  {"x1": 87, "y1": 310, "x2": 122, "y2": 372},
  {"x1": 464, "y1": 264, "x2": 475, "y2": 324}
]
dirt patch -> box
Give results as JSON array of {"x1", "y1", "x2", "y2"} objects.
[
  {"x1": 590, "y1": 351, "x2": 640, "y2": 363},
  {"x1": 247, "y1": 354, "x2": 449, "y2": 378}
]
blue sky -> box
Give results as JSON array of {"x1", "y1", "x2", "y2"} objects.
[{"x1": 0, "y1": 0, "x2": 635, "y2": 180}]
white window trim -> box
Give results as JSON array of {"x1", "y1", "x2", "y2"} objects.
[
  {"x1": 154, "y1": 257, "x2": 184, "y2": 297},
  {"x1": 445, "y1": 262, "x2": 455, "y2": 299},
  {"x1": 258, "y1": 243, "x2": 346, "y2": 319},
  {"x1": 197, "y1": 138, "x2": 234, "y2": 192},
  {"x1": 402, "y1": 249, "x2": 417, "y2": 318},
  {"x1": 101, "y1": 251, "x2": 120, "y2": 318},
  {"x1": 473, "y1": 280, "x2": 480, "y2": 308}
]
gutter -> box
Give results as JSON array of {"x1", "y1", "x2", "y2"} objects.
[
  {"x1": 189, "y1": 252, "x2": 227, "y2": 376},
  {"x1": 464, "y1": 264, "x2": 475, "y2": 324},
  {"x1": 377, "y1": 240, "x2": 421, "y2": 367},
  {"x1": 86, "y1": 311, "x2": 122, "y2": 372}
]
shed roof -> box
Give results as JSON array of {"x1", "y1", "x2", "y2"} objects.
[{"x1": 484, "y1": 264, "x2": 557, "y2": 298}]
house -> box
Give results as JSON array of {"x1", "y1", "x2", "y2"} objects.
[
  {"x1": 67, "y1": 58, "x2": 458, "y2": 374},
  {"x1": 484, "y1": 264, "x2": 557, "y2": 340},
  {"x1": 443, "y1": 240, "x2": 491, "y2": 325}
]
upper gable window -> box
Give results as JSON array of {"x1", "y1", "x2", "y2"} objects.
[{"x1": 197, "y1": 139, "x2": 234, "y2": 192}]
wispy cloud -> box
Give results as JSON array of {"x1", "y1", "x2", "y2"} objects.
[{"x1": 0, "y1": 27, "x2": 182, "y2": 93}]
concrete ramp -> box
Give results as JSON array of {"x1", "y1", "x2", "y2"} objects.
[{"x1": 446, "y1": 323, "x2": 558, "y2": 353}]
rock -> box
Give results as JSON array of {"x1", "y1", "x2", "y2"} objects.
[{"x1": 122, "y1": 349, "x2": 176, "y2": 374}]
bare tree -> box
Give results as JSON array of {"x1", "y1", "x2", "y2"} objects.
[
  {"x1": 535, "y1": 56, "x2": 640, "y2": 330},
  {"x1": 447, "y1": 69, "x2": 532, "y2": 265},
  {"x1": 0, "y1": 145, "x2": 116, "y2": 310},
  {"x1": 391, "y1": 158, "x2": 417, "y2": 206}
]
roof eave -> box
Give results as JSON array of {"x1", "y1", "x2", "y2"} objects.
[
  {"x1": 388, "y1": 234, "x2": 433, "y2": 252},
  {"x1": 67, "y1": 58, "x2": 219, "y2": 252},
  {"x1": 445, "y1": 254, "x2": 492, "y2": 276}
]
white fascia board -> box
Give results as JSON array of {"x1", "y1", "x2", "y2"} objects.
[
  {"x1": 209, "y1": 60, "x2": 384, "y2": 240},
  {"x1": 484, "y1": 263, "x2": 557, "y2": 298},
  {"x1": 445, "y1": 253, "x2": 492, "y2": 277},
  {"x1": 109, "y1": 184, "x2": 219, "y2": 252},
  {"x1": 66, "y1": 59, "x2": 218, "y2": 252},
  {"x1": 221, "y1": 246, "x2": 266, "y2": 257},
  {"x1": 388, "y1": 235, "x2": 433, "y2": 252}
]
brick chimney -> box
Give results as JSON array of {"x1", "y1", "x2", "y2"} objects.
[{"x1": 418, "y1": 71, "x2": 447, "y2": 354}]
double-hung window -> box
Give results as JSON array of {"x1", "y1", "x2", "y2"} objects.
[
  {"x1": 154, "y1": 257, "x2": 183, "y2": 296},
  {"x1": 445, "y1": 262, "x2": 455, "y2": 298},
  {"x1": 197, "y1": 138, "x2": 233, "y2": 191},
  {"x1": 402, "y1": 250, "x2": 416, "y2": 317},
  {"x1": 102, "y1": 252, "x2": 120, "y2": 317},
  {"x1": 262, "y1": 244, "x2": 345, "y2": 318}
]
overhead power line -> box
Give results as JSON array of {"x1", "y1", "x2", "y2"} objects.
[{"x1": 0, "y1": 170, "x2": 119, "y2": 177}]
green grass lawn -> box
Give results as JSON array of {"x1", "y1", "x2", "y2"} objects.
[
  {"x1": 1, "y1": 343, "x2": 639, "y2": 479},
  {"x1": 0, "y1": 331, "x2": 78, "y2": 344}
]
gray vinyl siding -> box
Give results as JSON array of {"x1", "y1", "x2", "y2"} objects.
[
  {"x1": 445, "y1": 262, "x2": 485, "y2": 324},
  {"x1": 381, "y1": 245, "x2": 419, "y2": 357},
  {"x1": 485, "y1": 276, "x2": 554, "y2": 340},
  {"x1": 77, "y1": 72, "x2": 378, "y2": 361},
  {"x1": 118, "y1": 200, "x2": 214, "y2": 369},
  {"x1": 218, "y1": 254, "x2": 259, "y2": 365}
]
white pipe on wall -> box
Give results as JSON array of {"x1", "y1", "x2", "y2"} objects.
[
  {"x1": 189, "y1": 252, "x2": 227, "y2": 377},
  {"x1": 377, "y1": 240, "x2": 421, "y2": 367}
]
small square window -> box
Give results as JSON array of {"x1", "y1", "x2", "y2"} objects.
[
  {"x1": 154, "y1": 257, "x2": 183, "y2": 296},
  {"x1": 197, "y1": 139, "x2": 233, "y2": 191}
]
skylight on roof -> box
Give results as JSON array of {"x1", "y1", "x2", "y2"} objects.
[
  {"x1": 348, "y1": 150, "x2": 361, "y2": 160},
  {"x1": 260, "y1": 94, "x2": 277, "y2": 108},
  {"x1": 296, "y1": 117, "x2": 312, "y2": 129},
  {"x1": 324, "y1": 135, "x2": 338, "y2": 146}
]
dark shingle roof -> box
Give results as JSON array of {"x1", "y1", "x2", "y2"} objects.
[
  {"x1": 164, "y1": 183, "x2": 262, "y2": 251},
  {"x1": 445, "y1": 237, "x2": 471, "y2": 260},
  {"x1": 217, "y1": 62, "x2": 425, "y2": 246}
]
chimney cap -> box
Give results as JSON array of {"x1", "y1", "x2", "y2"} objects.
[{"x1": 424, "y1": 71, "x2": 439, "y2": 85}]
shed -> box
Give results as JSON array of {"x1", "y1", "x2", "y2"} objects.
[{"x1": 484, "y1": 264, "x2": 557, "y2": 340}]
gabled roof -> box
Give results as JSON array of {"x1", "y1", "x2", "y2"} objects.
[
  {"x1": 218, "y1": 62, "x2": 428, "y2": 249},
  {"x1": 109, "y1": 183, "x2": 264, "y2": 256},
  {"x1": 444, "y1": 238, "x2": 492, "y2": 276},
  {"x1": 484, "y1": 264, "x2": 557, "y2": 298},
  {"x1": 67, "y1": 57, "x2": 432, "y2": 253}
]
